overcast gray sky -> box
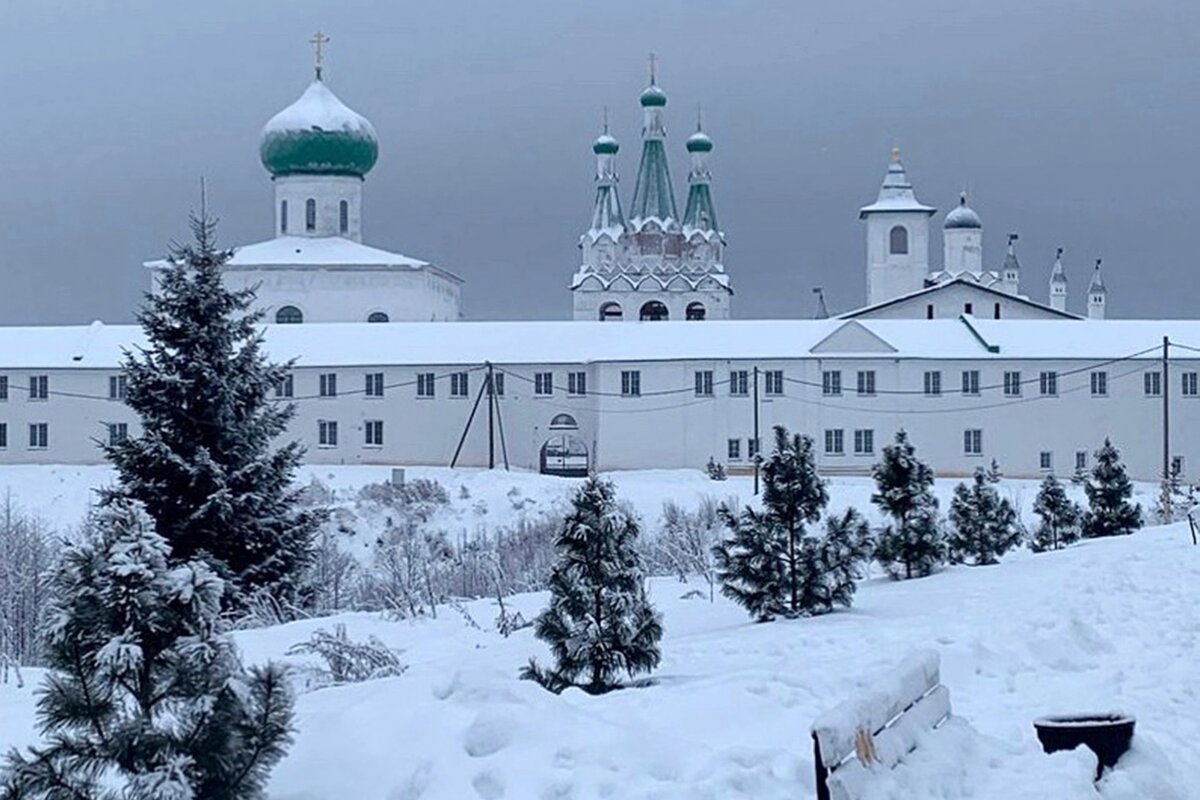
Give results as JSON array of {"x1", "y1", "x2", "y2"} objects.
[{"x1": 0, "y1": 1, "x2": 1195, "y2": 323}]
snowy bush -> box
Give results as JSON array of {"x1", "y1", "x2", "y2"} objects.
[
  {"x1": 357, "y1": 477, "x2": 449, "y2": 519},
  {"x1": 287, "y1": 623, "x2": 406, "y2": 689},
  {"x1": 0, "y1": 498, "x2": 294, "y2": 799},
  {"x1": 705, "y1": 457, "x2": 727, "y2": 481},
  {"x1": 647, "y1": 497, "x2": 723, "y2": 601},
  {"x1": 872, "y1": 431, "x2": 945, "y2": 579},
  {"x1": 365, "y1": 520, "x2": 455, "y2": 618},
  {"x1": 0, "y1": 495, "x2": 52, "y2": 672},
  {"x1": 1154, "y1": 463, "x2": 1193, "y2": 524},
  {"x1": 1031, "y1": 473, "x2": 1082, "y2": 552},
  {"x1": 1082, "y1": 438, "x2": 1143, "y2": 537},
  {"x1": 522, "y1": 477, "x2": 662, "y2": 694},
  {"x1": 714, "y1": 426, "x2": 872, "y2": 620},
  {"x1": 947, "y1": 469, "x2": 1021, "y2": 565}
]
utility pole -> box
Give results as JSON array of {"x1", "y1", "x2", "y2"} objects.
[
  {"x1": 1163, "y1": 337, "x2": 1170, "y2": 485},
  {"x1": 486, "y1": 362, "x2": 495, "y2": 470},
  {"x1": 753, "y1": 366, "x2": 761, "y2": 495}
]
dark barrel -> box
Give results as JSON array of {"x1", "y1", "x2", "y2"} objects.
[{"x1": 1034, "y1": 714, "x2": 1135, "y2": 780}]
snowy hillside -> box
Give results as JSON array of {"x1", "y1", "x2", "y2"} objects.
[{"x1": 2, "y1": 466, "x2": 1194, "y2": 798}]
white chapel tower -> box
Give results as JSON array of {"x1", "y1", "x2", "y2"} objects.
[{"x1": 860, "y1": 148, "x2": 936, "y2": 306}]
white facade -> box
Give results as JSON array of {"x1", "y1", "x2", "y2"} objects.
[{"x1": 2, "y1": 318, "x2": 1194, "y2": 482}]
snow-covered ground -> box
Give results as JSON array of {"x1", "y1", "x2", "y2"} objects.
[{"x1": 0, "y1": 466, "x2": 1193, "y2": 798}]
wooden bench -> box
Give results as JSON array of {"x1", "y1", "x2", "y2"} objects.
[{"x1": 810, "y1": 650, "x2": 952, "y2": 800}]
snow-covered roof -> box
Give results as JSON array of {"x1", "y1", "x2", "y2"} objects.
[
  {"x1": 144, "y1": 236, "x2": 461, "y2": 283},
  {"x1": 7, "y1": 318, "x2": 1200, "y2": 370},
  {"x1": 859, "y1": 149, "x2": 936, "y2": 218},
  {"x1": 840, "y1": 278, "x2": 1081, "y2": 320}
]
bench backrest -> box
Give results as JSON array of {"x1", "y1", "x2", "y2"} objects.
[{"x1": 810, "y1": 650, "x2": 951, "y2": 800}]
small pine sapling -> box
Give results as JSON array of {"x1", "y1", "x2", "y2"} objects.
[
  {"x1": 1082, "y1": 438, "x2": 1143, "y2": 537},
  {"x1": 947, "y1": 469, "x2": 1021, "y2": 565},
  {"x1": 871, "y1": 431, "x2": 945, "y2": 579},
  {"x1": 1031, "y1": 473, "x2": 1082, "y2": 551}
]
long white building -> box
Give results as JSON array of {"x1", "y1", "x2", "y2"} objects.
[{"x1": 0, "y1": 317, "x2": 1192, "y2": 482}]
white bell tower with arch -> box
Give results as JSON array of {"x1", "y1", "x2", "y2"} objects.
[{"x1": 860, "y1": 148, "x2": 935, "y2": 306}]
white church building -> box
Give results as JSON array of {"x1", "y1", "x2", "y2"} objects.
[{"x1": 0, "y1": 47, "x2": 1192, "y2": 484}]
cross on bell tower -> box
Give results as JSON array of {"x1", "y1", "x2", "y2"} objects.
[{"x1": 311, "y1": 31, "x2": 330, "y2": 80}]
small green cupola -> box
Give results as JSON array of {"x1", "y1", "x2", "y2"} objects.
[
  {"x1": 685, "y1": 130, "x2": 713, "y2": 153},
  {"x1": 639, "y1": 84, "x2": 668, "y2": 107},
  {"x1": 260, "y1": 78, "x2": 379, "y2": 178}
]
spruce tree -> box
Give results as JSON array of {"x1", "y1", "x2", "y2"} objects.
[
  {"x1": 714, "y1": 427, "x2": 871, "y2": 619},
  {"x1": 1031, "y1": 473, "x2": 1082, "y2": 551},
  {"x1": 947, "y1": 468, "x2": 1020, "y2": 565},
  {"x1": 1082, "y1": 438, "x2": 1143, "y2": 538},
  {"x1": 105, "y1": 211, "x2": 318, "y2": 603},
  {"x1": 871, "y1": 431, "x2": 945, "y2": 579},
  {"x1": 0, "y1": 499, "x2": 293, "y2": 799},
  {"x1": 522, "y1": 477, "x2": 662, "y2": 694}
]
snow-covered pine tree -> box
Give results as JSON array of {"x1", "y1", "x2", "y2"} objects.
[
  {"x1": 105, "y1": 210, "x2": 319, "y2": 605},
  {"x1": 1031, "y1": 473, "x2": 1082, "y2": 551},
  {"x1": 0, "y1": 499, "x2": 293, "y2": 799},
  {"x1": 713, "y1": 426, "x2": 871, "y2": 620},
  {"x1": 947, "y1": 468, "x2": 1020, "y2": 565},
  {"x1": 521, "y1": 477, "x2": 662, "y2": 694},
  {"x1": 871, "y1": 431, "x2": 945, "y2": 579},
  {"x1": 1082, "y1": 438, "x2": 1143, "y2": 538}
]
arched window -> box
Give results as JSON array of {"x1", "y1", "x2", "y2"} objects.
[
  {"x1": 685, "y1": 302, "x2": 707, "y2": 321},
  {"x1": 305, "y1": 198, "x2": 316, "y2": 232},
  {"x1": 275, "y1": 305, "x2": 303, "y2": 324},
  {"x1": 339, "y1": 200, "x2": 349, "y2": 234},
  {"x1": 599, "y1": 301, "x2": 623, "y2": 321},
  {"x1": 367, "y1": 311, "x2": 389, "y2": 323},
  {"x1": 549, "y1": 413, "x2": 578, "y2": 430},
  {"x1": 280, "y1": 200, "x2": 288, "y2": 234},
  {"x1": 640, "y1": 301, "x2": 669, "y2": 321},
  {"x1": 889, "y1": 225, "x2": 909, "y2": 255}
]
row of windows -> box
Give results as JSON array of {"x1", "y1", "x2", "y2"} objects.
[
  {"x1": 0, "y1": 422, "x2": 127, "y2": 450},
  {"x1": 0, "y1": 375, "x2": 127, "y2": 402},
  {"x1": 597, "y1": 301, "x2": 707, "y2": 322},
  {"x1": 316, "y1": 419, "x2": 384, "y2": 448},
  {"x1": 819, "y1": 368, "x2": 1197, "y2": 399},
  {"x1": 280, "y1": 199, "x2": 350, "y2": 236},
  {"x1": 275, "y1": 307, "x2": 390, "y2": 325},
  {"x1": 276, "y1": 371, "x2": 589, "y2": 400}
]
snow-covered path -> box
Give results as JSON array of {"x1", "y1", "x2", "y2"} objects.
[{"x1": 1, "y1": 478, "x2": 1194, "y2": 798}]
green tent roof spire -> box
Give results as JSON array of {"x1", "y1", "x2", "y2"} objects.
[{"x1": 629, "y1": 58, "x2": 678, "y2": 224}]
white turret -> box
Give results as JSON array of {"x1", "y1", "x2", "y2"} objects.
[
  {"x1": 1088, "y1": 259, "x2": 1107, "y2": 320},
  {"x1": 942, "y1": 192, "x2": 983, "y2": 276},
  {"x1": 1049, "y1": 247, "x2": 1068, "y2": 312},
  {"x1": 860, "y1": 147, "x2": 936, "y2": 306},
  {"x1": 999, "y1": 233, "x2": 1021, "y2": 294}
]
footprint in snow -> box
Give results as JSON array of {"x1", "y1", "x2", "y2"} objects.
[{"x1": 463, "y1": 713, "x2": 515, "y2": 758}]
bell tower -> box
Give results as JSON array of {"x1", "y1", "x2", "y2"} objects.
[{"x1": 860, "y1": 148, "x2": 935, "y2": 306}]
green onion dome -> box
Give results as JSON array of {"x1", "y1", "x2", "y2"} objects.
[
  {"x1": 686, "y1": 130, "x2": 713, "y2": 153},
  {"x1": 260, "y1": 80, "x2": 379, "y2": 178},
  {"x1": 592, "y1": 133, "x2": 620, "y2": 154},
  {"x1": 640, "y1": 83, "x2": 668, "y2": 107}
]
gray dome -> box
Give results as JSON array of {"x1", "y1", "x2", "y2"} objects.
[{"x1": 944, "y1": 193, "x2": 982, "y2": 230}]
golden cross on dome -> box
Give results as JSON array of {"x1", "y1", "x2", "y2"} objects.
[{"x1": 311, "y1": 31, "x2": 330, "y2": 80}]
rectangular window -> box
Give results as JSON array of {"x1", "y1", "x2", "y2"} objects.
[
  {"x1": 492, "y1": 372, "x2": 505, "y2": 397},
  {"x1": 1075, "y1": 450, "x2": 1088, "y2": 472},
  {"x1": 567, "y1": 371, "x2": 586, "y2": 396},
  {"x1": 729, "y1": 370, "x2": 749, "y2": 396},
  {"x1": 1144, "y1": 370, "x2": 1162, "y2": 397},
  {"x1": 108, "y1": 422, "x2": 128, "y2": 446},
  {"x1": 856, "y1": 370, "x2": 876, "y2": 396},
  {"x1": 923, "y1": 370, "x2": 942, "y2": 396},
  {"x1": 727, "y1": 438, "x2": 741, "y2": 460},
  {"x1": 1184, "y1": 372, "x2": 1199, "y2": 397},
  {"x1": 963, "y1": 428, "x2": 983, "y2": 455},
  {"x1": 0, "y1": 376, "x2": 8, "y2": 401},
  {"x1": 417, "y1": 372, "x2": 435, "y2": 398},
  {"x1": 1039, "y1": 371, "x2": 1058, "y2": 396},
  {"x1": 275, "y1": 374, "x2": 294, "y2": 399},
  {"x1": 0, "y1": 423, "x2": 7, "y2": 448},
  {"x1": 1171, "y1": 455, "x2": 1185, "y2": 477},
  {"x1": 451, "y1": 372, "x2": 470, "y2": 398},
  {"x1": 822, "y1": 370, "x2": 842, "y2": 396},
  {"x1": 28, "y1": 423, "x2": 47, "y2": 449},
  {"x1": 1040, "y1": 451, "x2": 1053, "y2": 471},
  {"x1": 824, "y1": 428, "x2": 845, "y2": 456},
  {"x1": 764, "y1": 370, "x2": 784, "y2": 396},
  {"x1": 1003, "y1": 371, "x2": 1021, "y2": 397},
  {"x1": 747, "y1": 437, "x2": 760, "y2": 459},
  {"x1": 318, "y1": 420, "x2": 338, "y2": 447},
  {"x1": 853, "y1": 429, "x2": 874, "y2": 455},
  {"x1": 694, "y1": 370, "x2": 713, "y2": 397},
  {"x1": 319, "y1": 372, "x2": 337, "y2": 398},
  {"x1": 365, "y1": 372, "x2": 385, "y2": 398},
  {"x1": 621, "y1": 370, "x2": 641, "y2": 397},
  {"x1": 108, "y1": 374, "x2": 128, "y2": 401},
  {"x1": 1091, "y1": 371, "x2": 1108, "y2": 397},
  {"x1": 961, "y1": 370, "x2": 980, "y2": 396},
  {"x1": 29, "y1": 375, "x2": 48, "y2": 401},
  {"x1": 534, "y1": 372, "x2": 554, "y2": 397},
  {"x1": 364, "y1": 419, "x2": 384, "y2": 447}
]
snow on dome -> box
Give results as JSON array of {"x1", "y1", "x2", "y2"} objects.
[
  {"x1": 592, "y1": 133, "x2": 619, "y2": 154},
  {"x1": 944, "y1": 193, "x2": 982, "y2": 229},
  {"x1": 640, "y1": 84, "x2": 668, "y2": 107},
  {"x1": 260, "y1": 80, "x2": 379, "y2": 177},
  {"x1": 686, "y1": 130, "x2": 713, "y2": 153}
]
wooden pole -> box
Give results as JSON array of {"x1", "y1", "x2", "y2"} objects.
[
  {"x1": 753, "y1": 366, "x2": 761, "y2": 495},
  {"x1": 1163, "y1": 336, "x2": 1170, "y2": 488}
]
